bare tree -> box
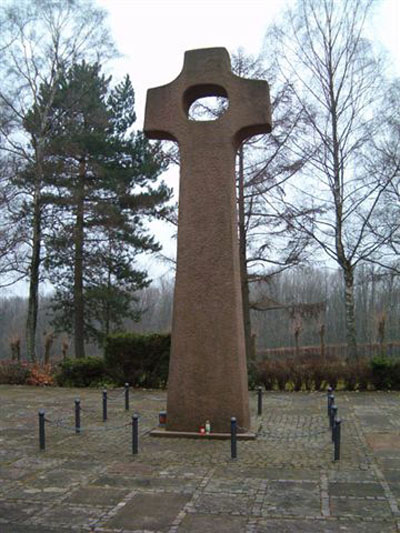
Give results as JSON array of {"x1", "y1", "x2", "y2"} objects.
[
  {"x1": 0, "y1": 158, "x2": 28, "y2": 286},
  {"x1": 0, "y1": 0, "x2": 116, "y2": 361},
  {"x1": 361, "y1": 79, "x2": 400, "y2": 274},
  {"x1": 266, "y1": 0, "x2": 397, "y2": 360},
  {"x1": 169, "y1": 48, "x2": 315, "y2": 360},
  {"x1": 231, "y1": 50, "x2": 318, "y2": 359}
]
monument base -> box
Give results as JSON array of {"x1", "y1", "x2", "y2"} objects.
[{"x1": 150, "y1": 428, "x2": 256, "y2": 440}]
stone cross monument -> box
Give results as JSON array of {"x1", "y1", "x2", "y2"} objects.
[{"x1": 144, "y1": 48, "x2": 271, "y2": 434}]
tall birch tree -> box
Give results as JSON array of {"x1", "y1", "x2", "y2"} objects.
[{"x1": 266, "y1": 0, "x2": 396, "y2": 359}]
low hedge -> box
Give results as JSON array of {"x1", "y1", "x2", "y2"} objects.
[
  {"x1": 6, "y1": 333, "x2": 172, "y2": 389},
  {"x1": 0, "y1": 360, "x2": 55, "y2": 386},
  {"x1": 370, "y1": 356, "x2": 400, "y2": 390},
  {"x1": 0, "y1": 360, "x2": 31, "y2": 385},
  {"x1": 55, "y1": 356, "x2": 107, "y2": 387},
  {"x1": 255, "y1": 355, "x2": 400, "y2": 391},
  {"x1": 2, "y1": 339, "x2": 400, "y2": 392},
  {"x1": 104, "y1": 332, "x2": 170, "y2": 388}
]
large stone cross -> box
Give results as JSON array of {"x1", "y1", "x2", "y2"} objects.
[{"x1": 144, "y1": 48, "x2": 271, "y2": 433}]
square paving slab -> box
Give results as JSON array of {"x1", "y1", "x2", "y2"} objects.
[{"x1": 105, "y1": 492, "x2": 190, "y2": 530}]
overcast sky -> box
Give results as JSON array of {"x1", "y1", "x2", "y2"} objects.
[{"x1": 98, "y1": 0, "x2": 400, "y2": 126}]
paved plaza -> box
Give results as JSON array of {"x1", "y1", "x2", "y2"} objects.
[{"x1": 0, "y1": 385, "x2": 400, "y2": 532}]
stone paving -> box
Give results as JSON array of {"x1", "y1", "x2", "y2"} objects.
[{"x1": 0, "y1": 385, "x2": 399, "y2": 532}]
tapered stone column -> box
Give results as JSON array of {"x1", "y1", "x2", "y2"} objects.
[{"x1": 144, "y1": 48, "x2": 271, "y2": 433}]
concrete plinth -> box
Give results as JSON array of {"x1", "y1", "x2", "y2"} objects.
[{"x1": 149, "y1": 429, "x2": 257, "y2": 440}]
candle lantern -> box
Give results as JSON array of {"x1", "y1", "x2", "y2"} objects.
[{"x1": 159, "y1": 411, "x2": 167, "y2": 427}]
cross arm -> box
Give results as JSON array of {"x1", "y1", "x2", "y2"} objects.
[
  {"x1": 144, "y1": 47, "x2": 272, "y2": 148},
  {"x1": 232, "y1": 76, "x2": 272, "y2": 148},
  {"x1": 144, "y1": 82, "x2": 180, "y2": 142}
]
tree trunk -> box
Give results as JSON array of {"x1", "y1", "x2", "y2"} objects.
[
  {"x1": 343, "y1": 266, "x2": 358, "y2": 361},
  {"x1": 324, "y1": 32, "x2": 360, "y2": 363},
  {"x1": 26, "y1": 180, "x2": 42, "y2": 362},
  {"x1": 294, "y1": 329, "x2": 300, "y2": 358},
  {"x1": 377, "y1": 313, "x2": 386, "y2": 355},
  {"x1": 237, "y1": 145, "x2": 253, "y2": 361},
  {"x1": 44, "y1": 332, "x2": 54, "y2": 365},
  {"x1": 319, "y1": 323, "x2": 326, "y2": 361},
  {"x1": 62, "y1": 338, "x2": 69, "y2": 361},
  {"x1": 74, "y1": 159, "x2": 86, "y2": 358},
  {"x1": 104, "y1": 262, "x2": 111, "y2": 343}
]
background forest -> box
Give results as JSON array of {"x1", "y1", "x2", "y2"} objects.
[
  {"x1": 1, "y1": 265, "x2": 399, "y2": 361},
  {"x1": 0, "y1": 0, "x2": 399, "y2": 365}
]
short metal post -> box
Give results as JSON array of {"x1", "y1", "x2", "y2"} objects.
[
  {"x1": 125, "y1": 383, "x2": 130, "y2": 411},
  {"x1": 328, "y1": 394, "x2": 334, "y2": 421},
  {"x1": 102, "y1": 389, "x2": 107, "y2": 422},
  {"x1": 230, "y1": 417, "x2": 237, "y2": 459},
  {"x1": 331, "y1": 405, "x2": 338, "y2": 441},
  {"x1": 132, "y1": 414, "x2": 139, "y2": 455},
  {"x1": 38, "y1": 409, "x2": 45, "y2": 451},
  {"x1": 330, "y1": 404, "x2": 337, "y2": 432},
  {"x1": 334, "y1": 418, "x2": 341, "y2": 461},
  {"x1": 75, "y1": 398, "x2": 81, "y2": 434},
  {"x1": 257, "y1": 386, "x2": 262, "y2": 416},
  {"x1": 327, "y1": 387, "x2": 333, "y2": 416}
]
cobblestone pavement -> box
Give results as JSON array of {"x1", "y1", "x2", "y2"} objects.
[{"x1": 0, "y1": 385, "x2": 400, "y2": 532}]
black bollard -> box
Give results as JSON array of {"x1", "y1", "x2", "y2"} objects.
[
  {"x1": 257, "y1": 386, "x2": 263, "y2": 416},
  {"x1": 329, "y1": 403, "x2": 336, "y2": 430},
  {"x1": 38, "y1": 409, "x2": 45, "y2": 451},
  {"x1": 132, "y1": 414, "x2": 139, "y2": 455},
  {"x1": 328, "y1": 394, "x2": 335, "y2": 421},
  {"x1": 230, "y1": 417, "x2": 237, "y2": 460},
  {"x1": 334, "y1": 418, "x2": 341, "y2": 461},
  {"x1": 102, "y1": 389, "x2": 107, "y2": 422},
  {"x1": 75, "y1": 398, "x2": 81, "y2": 434},
  {"x1": 125, "y1": 383, "x2": 130, "y2": 411},
  {"x1": 331, "y1": 405, "x2": 338, "y2": 441},
  {"x1": 327, "y1": 387, "x2": 333, "y2": 416}
]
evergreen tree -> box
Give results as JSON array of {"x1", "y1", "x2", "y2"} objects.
[
  {"x1": 26, "y1": 62, "x2": 170, "y2": 356},
  {"x1": 0, "y1": 0, "x2": 116, "y2": 361}
]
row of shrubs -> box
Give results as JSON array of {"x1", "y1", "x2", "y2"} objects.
[
  {"x1": 0, "y1": 333, "x2": 170, "y2": 388},
  {"x1": 249, "y1": 355, "x2": 400, "y2": 391},
  {"x1": 1, "y1": 332, "x2": 400, "y2": 391},
  {"x1": 0, "y1": 361, "x2": 55, "y2": 386}
]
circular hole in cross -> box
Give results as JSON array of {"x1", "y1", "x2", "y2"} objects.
[
  {"x1": 188, "y1": 96, "x2": 229, "y2": 121},
  {"x1": 184, "y1": 84, "x2": 229, "y2": 121}
]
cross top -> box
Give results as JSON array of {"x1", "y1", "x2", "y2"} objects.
[{"x1": 144, "y1": 47, "x2": 271, "y2": 150}]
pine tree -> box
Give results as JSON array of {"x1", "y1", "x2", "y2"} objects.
[
  {"x1": 0, "y1": 0, "x2": 116, "y2": 361},
  {"x1": 26, "y1": 62, "x2": 170, "y2": 356}
]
